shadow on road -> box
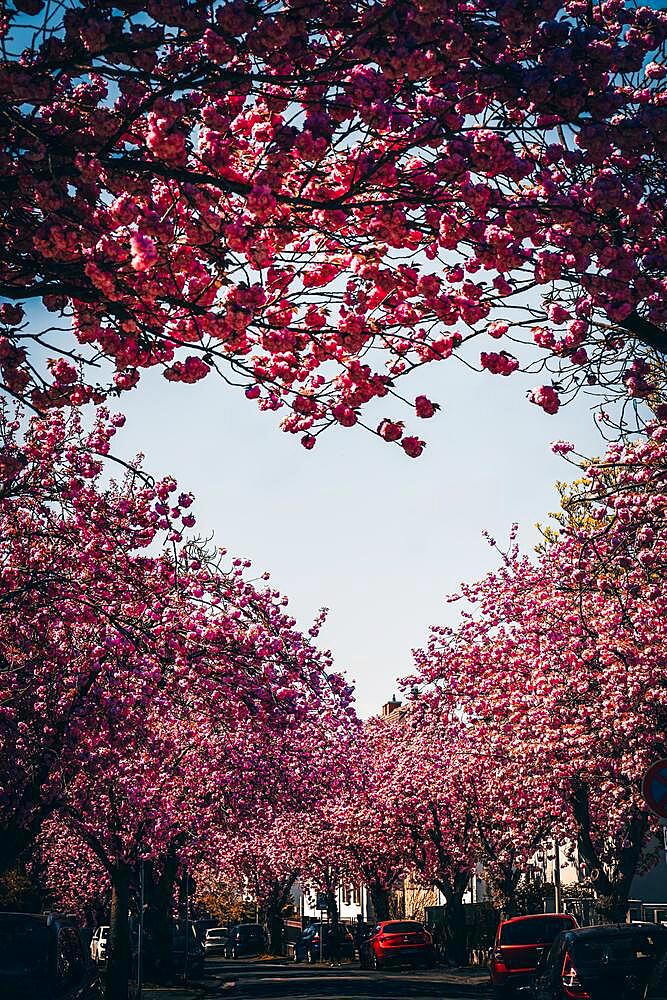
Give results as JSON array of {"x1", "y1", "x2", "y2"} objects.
[{"x1": 206, "y1": 958, "x2": 491, "y2": 999}]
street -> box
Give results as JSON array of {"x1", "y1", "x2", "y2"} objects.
[{"x1": 144, "y1": 958, "x2": 491, "y2": 1000}]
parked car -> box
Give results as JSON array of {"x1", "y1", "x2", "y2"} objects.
[
  {"x1": 293, "y1": 922, "x2": 355, "y2": 963},
  {"x1": 226, "y1": 923, "x2": 267, "y2": 959},
  {"x1": 172, "y1": 920, "x2": 205, "y2": 977},
  {"x1": 0, "y1": 911, "x2": 100, "y2": 999},
  {"x1": 645, "y1": 942, "x2": 667, "y2": 999},
  {"x1": 359, "y1": 919, "x2": 435, "y2": 970},
  {"x1": 490, "y1": 913, "x2": 578, "y2": 995},
  {"x1": 531, "y1": 923, "x2": 667, "y2": 1000},
  {"x1": 203, "y1": 927, "x2": 229, "y2": 956},
  {"x1": 90, "y1": 926, "x2": 109, "y2": 964}
]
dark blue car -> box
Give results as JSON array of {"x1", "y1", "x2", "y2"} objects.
[
  {"x1": 226, "y1": 923, "x2": 267, "y2": 958},
  {"x1": 293, "y1": 923, "x2": 355, "y2": 963},
  {"x1": 0, "y1": 911, "x2": 100, "y2": 999},
  {"x1": 531, "y1": 923, "x2": 667, "y2": 1000}
]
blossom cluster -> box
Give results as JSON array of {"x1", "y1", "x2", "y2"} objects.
[{"x1": 0, "y1": 0, "x2": 664, "y2": 449}]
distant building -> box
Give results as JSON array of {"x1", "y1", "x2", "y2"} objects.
[
  {"x1": 290, "y1": 881, "x2": 370, "y2": 924},
  {"x1": 381, "y1": 695, "x2": 403, "y2": 718}
]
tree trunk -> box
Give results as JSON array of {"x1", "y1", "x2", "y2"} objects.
[
  {"x1": 369, "y1": 881, "x2": 390, "y2": 922},
  {"x1": 143, "y1": 855, "x2": 178, "y2": 982},
  {"x1": 326, "y1": 887, "x2": 339, "y2": 925},
  {"x1": 486, "y1": 866, "x2": 521, "y2": 918},
  {"x1": 265, "y1": 897, "x2": 284, "y2": 956},
  {"x1": 571, "y1": 781, "x2": 649, "y2": 925},
  {"x1": 261, "y1": 876, "x2": 296, "y2": 955},
  {"x1": 435, "y1": 873, "x2": 469, "y2": 967},
  {"x1": 106, "y1": 865, "x2": 131, "y2": 1000},
  {"x1": 595, "y1": 888, "x2": 633, "y2": 923}
]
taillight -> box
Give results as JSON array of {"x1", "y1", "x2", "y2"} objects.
[{"x1": 561, "y1": 951, "x2": 591, "y2": 999}]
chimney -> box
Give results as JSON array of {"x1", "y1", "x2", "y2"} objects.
[{"x1": 382, "y1": 695, "x2": 402, "y2": 717}]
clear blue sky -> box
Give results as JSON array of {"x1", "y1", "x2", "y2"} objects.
[{"x1": 113, "y1": 357, "x2": 604, "y2": 718}]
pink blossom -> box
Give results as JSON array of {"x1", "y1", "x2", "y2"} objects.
[
  {"x1": 415, "y1": 395, "x2": 438, "y2": 418},
  {"x1": 130, "y1": 233, "x2": 158, "y2": 272},
  {"x1": 378, "y1": 419, "x2": 403, "y2": 441},
  {"x1": 331, "y1": 403, "x2": 357, "y2": 427},
  {"x1": 487, "y1": 321, "x2": 508, "y2": 339},
  {"x1": 551, "y1": 440, "x2": 574, "y2": 455},
  {"x1": 528, "y1": 385, "x2": 560, "y2": 414},
  {"x1": 547, "y1": 303, "x2": 570, "y2": 324},
  {"x1": 401, "y1": 436, "x2": 425, "y2": 458},
  {"x1": 480, "y1": 351, "x2": 519, "y2": 376}
]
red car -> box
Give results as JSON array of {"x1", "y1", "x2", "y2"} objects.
[
  {"x1": 490, "y1": 913, "x2": 578, "y2": 995},
  {"x1": 360, "y1": 920, "x2": 435, "y2": 970}
]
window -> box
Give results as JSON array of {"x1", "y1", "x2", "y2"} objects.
[
  {"x1": 500, "y1": 917, "x2": 575, "y2": 946},
  {"x1": 382, "y1": 922, "x2": 423, "y2": 934},
  {"x1": 572, "y1": 930, "x2": 665, "y2": 968}
]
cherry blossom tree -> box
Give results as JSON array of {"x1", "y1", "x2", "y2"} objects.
[
  {"x1": 0, "y1": 1, "x2": 664, "y2": 450},
  {"x1": 408, "y1": 419, "x2": 667, "y2": 922},
  {"x1": 202, "y1": 818, "x2": 302, "y2": 954},
  {"x1": 366, "y1": 711, "x2": 476, "y2": 963},
  {"x1": 0, "y1": 403, "x2": 189, "y2": 875},
  {"x1": 194, "y1": 697, "x2": 360, "y2": 953},
  {"x1": 327, "y1": 722, "x2": 410, "y2": 922},
  {"x1": 37, "y1": 821, "x2": 110, "y2": 928},
  {"x1": 0, "y1": 403, "x2": 356, "y2": 998}
]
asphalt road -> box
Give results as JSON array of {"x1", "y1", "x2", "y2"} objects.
[{"x1": 189, "y1": 957, "x2": 492, "y2": 1000}]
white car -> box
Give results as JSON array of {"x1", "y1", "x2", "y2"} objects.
[
  {"x1": 204, "y1": 927, "x2": 229, "y2": 955},
  {"x1": 90, "y1": 925, "x2": 109, "y2": 963}
]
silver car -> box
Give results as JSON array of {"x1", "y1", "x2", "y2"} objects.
[
  {"x1": 90, "y1": 925, "x2": 109, "y2": 964},
  {"x1": 203, "y1": 927, "x2": 229, "y2": 956}
]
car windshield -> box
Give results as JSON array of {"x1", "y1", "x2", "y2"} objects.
[
  {"x1": 501, "y1": 917, "x2": 574, "y2": 946},
  {"x1": 383, "y1": 922, "x2": 424, "y2": 934},
  {"x1": 572, "y1": 930, "x2": 664, "y2": 967},
  {"x1": 0, "y1": 917, "x2": 49, "y2": 976}
]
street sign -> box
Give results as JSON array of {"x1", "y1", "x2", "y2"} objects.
[
  {"x1": 642, "y1": 760, "x2": 667, "y2": 818},
  {"x1": 316, "y1": 892, "x2": 328, "y2": 911}
]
